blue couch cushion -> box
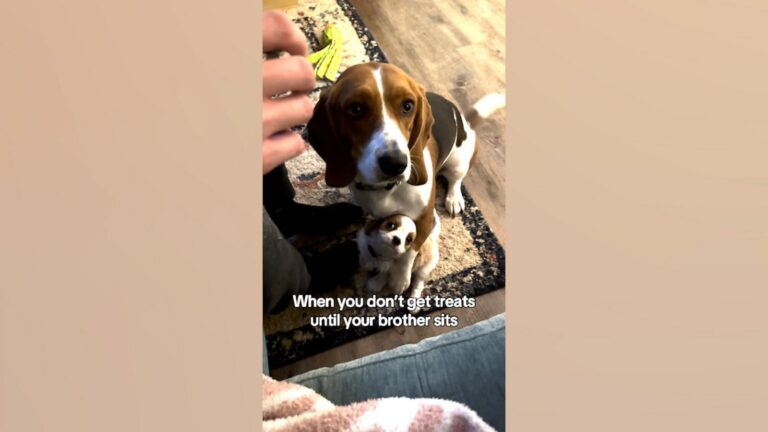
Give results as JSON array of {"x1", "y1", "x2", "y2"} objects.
[{"x1": 288, "y1": 313, "x2": 505, "y2": 431}]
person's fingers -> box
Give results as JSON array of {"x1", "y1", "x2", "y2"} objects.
[
  {"x1": 263, "y1": 10, "x2": 308, "y2": 57},
  {"x1": 262, "y1": 94, "x2": 314, "y2": 138},
  {"x1": 263, "y1": 131, "x2": 306, "y2": 174},
  {"x1": 263, "y1": 56, "x2": 315, "y2": 96},
  {"x1": 261, "y1": 11, "x2": 312, "y2": 173}
]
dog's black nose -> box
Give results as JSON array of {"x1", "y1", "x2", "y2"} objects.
[
  {"x1": 392, "y1": 236, "x2": 401, "y2": 246},
  {"x1": 378, "y1": 153, "x2": 407, "y2": 177}
]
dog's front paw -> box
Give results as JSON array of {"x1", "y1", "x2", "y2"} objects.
[
  {"x1": 409, "y1": 280, "x2": 427, "y2": 299},
  {"x1": 406, "y1": 282, "x2": 429, "y2": 314},
  {"x1": 388, "y1": 272, "x2": 412, "y2": 296},
  {"x1": 365, "y1": 272, "x2": 387, "y2": 295},
  {"x1": 445, "y1": 190, "x2": 466, "y2": 217}
]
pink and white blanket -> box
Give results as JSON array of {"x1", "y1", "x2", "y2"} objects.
[{"x1": 263, "y1": 374, "x2": 497, "y2": 431}]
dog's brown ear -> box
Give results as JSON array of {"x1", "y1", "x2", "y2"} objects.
[
  {"x1": 306, "y1": 89, "x2": 357, "y2": 187},
  {"x1": 407, "y1": 84, "x2": 434, "y2": 186},
  {"x1": 363, "y1": 217, "x2": 382, "y2": 235}
]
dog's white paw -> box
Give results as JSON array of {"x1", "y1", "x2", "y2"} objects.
[
  {"x1": 405, "y1": 277, "x2": 428, "y2": 313},
  {"x1": 364, "y1": 271, "x2": 387, "y2": 295},
  {"x1": 389, "y1": 272, "x2": 412, "y2": 296},
  {"x1": 409, "y1": 281, "x2": 426, "y2": 299},
  {"x1": 445, "y1": 190, "x2": 465, "y2": 217}
]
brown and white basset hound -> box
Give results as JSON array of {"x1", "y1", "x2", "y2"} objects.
[{"x1": 307, "y1": 62, "x2": 504, "y2": 294}]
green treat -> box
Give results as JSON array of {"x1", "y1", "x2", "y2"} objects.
[{"x1": 308, "y1": 24, "x2": 343, "y2": 81}]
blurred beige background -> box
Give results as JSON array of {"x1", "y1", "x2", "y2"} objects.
[
  {"x1": 1, "y1": 1, "x2": 263, "y2": 430},
  {"x1": 508, "y1": 1, "x2": 768, "y2": 430}
]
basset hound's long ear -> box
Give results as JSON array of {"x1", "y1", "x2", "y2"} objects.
[
  {"x1": 407, "y1": 84, "x2": 435, "y2": 186},
  {"x1": 306, "y1": 89, "x2": 357, "y2": 187}
]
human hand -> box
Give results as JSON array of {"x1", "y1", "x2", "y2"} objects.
[{"x1": 262, "y1": 10, "x2": 316, "y2": 174}]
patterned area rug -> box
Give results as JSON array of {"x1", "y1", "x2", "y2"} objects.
[{"x1": 265, "y1": 0, "x2": 505, "y2": 369}]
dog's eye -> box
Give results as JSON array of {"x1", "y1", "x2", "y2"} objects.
[
  {"x1": 402, "y1": 100, "x2": 414, "y2": 114},
  {"x1": 386, "y1": 222, "x2": 396, "y2": 231},
  {"x1": 405, "y1": 234, "x2": 413, "y2": 245},
  {"x1": 347, "y1": 102, "x2": 364, "y2": 117}
]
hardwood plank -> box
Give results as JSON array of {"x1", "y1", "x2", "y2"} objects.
[{"x1": 264, "y1": 0, "x2": 299, "y2": 11}]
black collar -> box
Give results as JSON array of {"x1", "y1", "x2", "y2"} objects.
[{"x1": 354, "y1": 180, "x2": 401, "y2": 191}]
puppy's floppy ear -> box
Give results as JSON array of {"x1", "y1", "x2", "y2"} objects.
[
  {"x1": 407, "y1": 84, "x2": 434, "y2": 186},
  {"x1": 306, "y1": 89, "x2": 357, "y2": 187},
  {"x1": 363, "y1": 217, "x2": 382, "y2": 235}
]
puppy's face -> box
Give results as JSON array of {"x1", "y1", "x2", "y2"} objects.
[{"x1": 363, "y1": 214, "x2": 417, "y2": 260}]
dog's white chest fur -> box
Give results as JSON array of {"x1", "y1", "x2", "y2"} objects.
[{"x1": 350, "y1": 148, "x2": 434, "y2": 220}]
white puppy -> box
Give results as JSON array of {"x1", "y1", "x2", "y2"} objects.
[{"x1": 356, "y1": 210, "x2": 441, "y2": 299}]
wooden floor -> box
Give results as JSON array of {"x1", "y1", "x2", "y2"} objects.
[{"x1": 271, "y1": 0, "x2": 506, "y2": 379}]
